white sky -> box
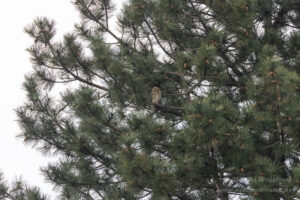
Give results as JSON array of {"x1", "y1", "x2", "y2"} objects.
[{"x1": 0, "y1": 0, "x2": 80, "y2": 198}]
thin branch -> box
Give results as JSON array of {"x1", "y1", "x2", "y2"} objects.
[
  {"x1": 144, "y1": 20, "x2": 175, "y2": 61},
  {"x1": 47, "y1": 43, "x2": 109, "y2": 91}
]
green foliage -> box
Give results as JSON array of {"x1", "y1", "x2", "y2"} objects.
[
  {"x1": 2, "y1": 0, "x2": 300, "y2": 199},
  {"x1": 0, "y1": 172, "x2": 48, "y2": 200}
]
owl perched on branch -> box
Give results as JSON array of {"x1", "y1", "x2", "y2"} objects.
[{"x1": 151, "y1": 87, "x2": 161, "y2": 111}]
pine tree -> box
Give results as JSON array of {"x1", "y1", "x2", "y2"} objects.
[
  {"x1": 0, "y1": 171, "x2": 47, "y2": 200},
  {"x1": 4, "y1": 0, "x2": 300, "y2": 199}
]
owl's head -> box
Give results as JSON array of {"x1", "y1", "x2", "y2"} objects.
[{"x1": 152, "y1": 87, "x2": 160, "y2": 93}]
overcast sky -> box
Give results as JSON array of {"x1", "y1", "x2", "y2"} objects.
[{"x1": 0, "y1": 0, "x2": 80, "y2": 198}]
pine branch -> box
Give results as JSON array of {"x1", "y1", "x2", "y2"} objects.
[
  {"x1": 47, "y1": 42, "x2": 109, "y2": 91},
  {"x1": 152, "y1": 103, "x2": 184, "y2": 116},
  {"x1": 144, "y1": 20, "x2": 175, "y2": 61}
]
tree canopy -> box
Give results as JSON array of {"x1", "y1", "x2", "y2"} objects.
[{"x1": 1, "y1": 0, "x2": 300, "y2": 199}]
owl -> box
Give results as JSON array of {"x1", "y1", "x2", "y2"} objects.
[{"x1": 151, "y1": 87, "x2": 161, "y2": 111}]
